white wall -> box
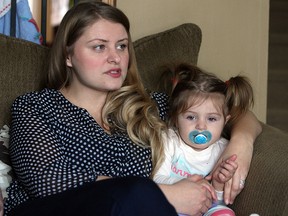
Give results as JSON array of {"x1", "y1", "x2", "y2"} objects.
[{"x1": 118, "y1": 0, "x2": 269, "y2": 123}]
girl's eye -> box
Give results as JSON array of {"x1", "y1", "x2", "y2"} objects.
[
  {"x1": 186, "y1": 115, "x2": 196, "y2": 121},
  {"x1": 116, "y1": 43, "x2": 128, "y2": 51},
  {"x1": 208, "y1": 117, "x2": 217, "y2": 122}
]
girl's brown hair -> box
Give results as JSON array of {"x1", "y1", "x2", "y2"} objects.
[{"x1": 160, "y1": 63, "x2": 254, "y2": 131}]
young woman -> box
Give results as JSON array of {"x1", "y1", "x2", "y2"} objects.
[{"x1": 4, "y1": 1, "x2": 261, "y2": 216}]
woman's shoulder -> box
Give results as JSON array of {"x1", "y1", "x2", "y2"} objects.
[
  {"x1": 12, "y1": 88, "x2": 61, "y2": 109},
  {"x1": 150, "y1": 91, "x2": 169, "y2": 103},
  {"x1": 150, "y1": 91, "x2": 169, "y2": 120}
]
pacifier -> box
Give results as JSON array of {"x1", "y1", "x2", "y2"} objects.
[{"x1": 188, "y1": 130, "x2": 212, "y2": 144}]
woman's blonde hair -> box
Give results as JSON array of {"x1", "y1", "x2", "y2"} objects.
[{"x1": 46, "y1": 1, "x2": 166, "y2": 176}]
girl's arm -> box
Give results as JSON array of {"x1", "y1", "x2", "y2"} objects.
[{"x1": 219, "y1": 111, "x2": 262, "y2": 204}]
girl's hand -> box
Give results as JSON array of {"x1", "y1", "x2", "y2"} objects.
[{"x1": 211, "y1": 154, "x2": 238, "y2": 190}]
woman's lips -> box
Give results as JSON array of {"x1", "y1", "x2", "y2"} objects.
[{"x1": 106, "y1": 69, "x2": 121, "y2": 78}]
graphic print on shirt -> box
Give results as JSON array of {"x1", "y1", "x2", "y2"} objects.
[{"x1": 170, "y1": 155, "x2": 208, "y2": 179}]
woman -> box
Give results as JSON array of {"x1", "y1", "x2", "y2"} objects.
[{"x1": 5, "y1": 1, "x2": 261, "y2": 216}]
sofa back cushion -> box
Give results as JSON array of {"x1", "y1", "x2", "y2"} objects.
[
  {"x1": 0, "y1": 34, "x2": 49, "y2": 127},
  {"x1": 133, "y1": 23, "x2": 202, "y2": 92}
]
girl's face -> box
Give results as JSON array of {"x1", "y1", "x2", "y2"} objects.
[
  {"x1": 66, "y1": 19, "x2": 129, "y2": 93},
  {"x1": 176, "y1": 95, "x2": 230, "y2": 151}
]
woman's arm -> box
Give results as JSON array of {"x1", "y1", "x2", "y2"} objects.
[
  {"x1": 10, "y1": 95, "x2": 98, "y2": 198},
  {"x1": 219, "y1": 111, "x2": 262, "y2": 204}
]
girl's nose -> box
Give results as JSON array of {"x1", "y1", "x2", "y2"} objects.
[{"x1": 195, "y1": 119, "x2": 207, "y2": 131}]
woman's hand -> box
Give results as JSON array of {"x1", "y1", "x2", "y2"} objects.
[{"x1": 159, "y1": 175, "x2": 216, "y2": 216}]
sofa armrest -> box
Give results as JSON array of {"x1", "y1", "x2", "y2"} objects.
[{"x1": 231, "y1": 123, "x2": 288, "y2": 216}]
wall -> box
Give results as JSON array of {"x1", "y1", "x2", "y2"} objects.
[{"x1": 117, "y1": 0, "x2": 269, "y2": 123}]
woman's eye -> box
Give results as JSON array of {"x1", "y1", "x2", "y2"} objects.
[
  {"x1": 117, "y1": 43, "x2": 128, "y2": 51},
  {"x1": 94, "y1": 44, "x2": 105, "y2": 51}
]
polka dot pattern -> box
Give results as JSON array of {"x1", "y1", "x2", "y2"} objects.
[{"x1": 4, "y1": 88, "x2": 169, "y2": 213}]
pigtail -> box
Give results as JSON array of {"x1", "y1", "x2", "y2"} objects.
[
  {"x1": 157, "y1": 63, "x2": 202, "y2": 96},
  {"x1": 225, "y1": 76, "x2": 254, "y2": 125}
]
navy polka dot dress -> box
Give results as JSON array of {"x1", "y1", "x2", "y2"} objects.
[{"x1": 4, "y1": 88, "x2": 169, "y2": 213}]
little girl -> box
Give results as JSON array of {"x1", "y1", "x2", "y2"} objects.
[{"x1": 154, "y1": 63, "x2": 254, "y2": 216}]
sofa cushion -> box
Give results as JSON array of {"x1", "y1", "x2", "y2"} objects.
[
  {"x1": 0, "y1": 33, "x2": 49, "y2": 127},
  {"x1": 133, "y1": 23, "x2": 202, "y2": 92}
]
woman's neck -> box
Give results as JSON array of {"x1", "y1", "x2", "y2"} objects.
[{"x1": 60, "y1": 86, "x2": 108, "y2": 127}]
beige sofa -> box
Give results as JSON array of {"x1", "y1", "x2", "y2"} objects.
[{"x1": 1, "y1": 23, "x2": 288, "y2": 216}]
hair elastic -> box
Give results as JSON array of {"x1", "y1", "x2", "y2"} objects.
[{"x1": 225, "y1": 80, "x2": 230, "y2": 87}]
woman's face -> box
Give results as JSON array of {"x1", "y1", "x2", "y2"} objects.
[{"x1": 66, "y1": 19, "x2": 129, "y2": 93}]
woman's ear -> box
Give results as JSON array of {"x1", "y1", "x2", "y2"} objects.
[{"x1": 66, "y1": 55, "x2": 72, "y2": 67}]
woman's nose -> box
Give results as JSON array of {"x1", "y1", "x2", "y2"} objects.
[{"x1": 107, "y1": 49, "x2": 120, "y2": 64}]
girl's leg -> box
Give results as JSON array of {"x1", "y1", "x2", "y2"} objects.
[{"x1": 9, "y1": 176, "x2": 177, "y2": 216}]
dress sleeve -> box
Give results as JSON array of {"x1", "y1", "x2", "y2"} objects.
[
  {"x1": 150, "y1": 92, "x2": 169, "y2": 121},
  {"x1": 9, "y1": 94, "x2": 97, "y2": 198}
]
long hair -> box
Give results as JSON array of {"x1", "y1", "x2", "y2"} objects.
[
  {"x1": 46, "y1": 1, "x2": 166, "y2": 176},
  {"x1": 160, "y1": 63, "x2": 254, "y2": 131},
  {"x1": 47, "y1": 1, "x2": 137, "y2": 88}
]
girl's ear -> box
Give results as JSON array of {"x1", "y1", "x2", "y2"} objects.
[
  {"x1": 225, "y1": 114, "x2": 231, "y2": 124},
  {"x1": 66, "y1": 55, "x2": 72, "y2": 67},
  {"x1": 175, "y1": 117, "x2": 180, "y2": 129}
]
